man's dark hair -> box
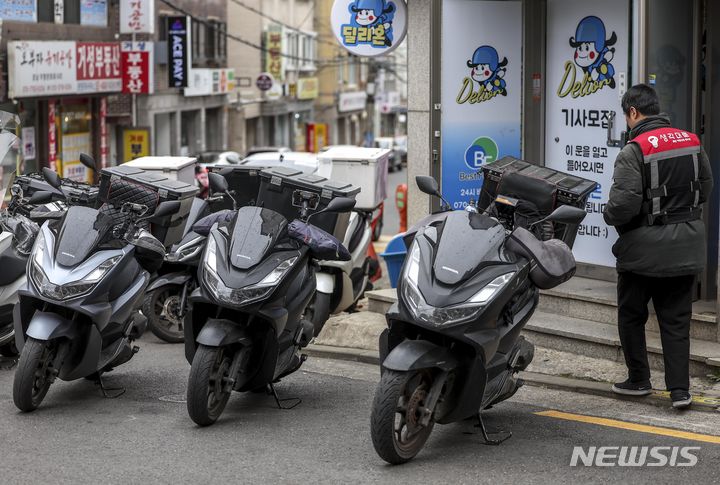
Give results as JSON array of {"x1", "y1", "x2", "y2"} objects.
[{"x1": 621, "y1": 84, "x2": 660, "y2": 116}]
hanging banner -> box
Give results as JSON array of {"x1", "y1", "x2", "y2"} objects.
[
  {"x1": 440, "y1": 0, "x2": 522, "y2": 209},
  {"x1": 120, "y1": 0, "x2": 154, "y2": 34},
  {"x1": 8, "y1": 41, "x2": 77, "y2": 98},
  {"x1": 48, "y1": 101, "x2": 57, "y2": 172},
  {"x1": 330, "y1": 0, "x2": 408, "y2": 57},
  {"x1": 121, "y1": 41, "x2": 154, "y2": 94},
  {"x1": 264, "y1": 26, "x2": 284, "y2": 82},
  {"x1": 1, "y1": 0, "x2": 37, "y2": 22},
  {"x1": 76, "y1": 42, "x2": 122, "y2": 93},
  {"x1": 100, "y1": 98, "x2": 108, "y2": 169},
  {"x1": 81, "y1": 0, "x2": 107, "y2": 26},
  {"x1": 168, "y1": 16, "x2": 191, "y2": 88},
  {"x1": 545, "y1": 0, "x2": 629, "y2": 267}
]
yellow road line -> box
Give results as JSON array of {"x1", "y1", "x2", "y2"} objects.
[{"x1": 535, "y1": 410, "x2": 720, "y2": 445}]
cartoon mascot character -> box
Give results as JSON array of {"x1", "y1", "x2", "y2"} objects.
[{"x1": 467, "y1": 45, "x2": 507, "y2": 96}]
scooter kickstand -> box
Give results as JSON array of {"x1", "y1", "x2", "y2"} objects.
[
  {"x1": 475, "y1": 413, "x2": 512, "y2": 446},
  {"x1": 94, "y1": 374, "x2": 126, "y2": 399},
  {"x1": 267, "y1": 383, "x2": 301, "y2": 410}
]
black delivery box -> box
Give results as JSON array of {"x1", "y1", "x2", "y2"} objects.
[
  {"x1": 256, "y1": 166, "x2": 360, "y2": 239},
  {"x1": 479, "y1": 156, "x2": 597, "y2": 211},
  {"x1": 98, "y1": 165, "x2": 198, "y2": 248},
  {"x1": 206, "y1": 165, "x2": 263, "y2": 210},
  {"x1": 15, "y1": 173, "x2": 100, "y2": 207}
]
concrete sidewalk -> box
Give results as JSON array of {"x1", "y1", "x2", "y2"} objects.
[{"x1": 312, "y1": 310, "x2": 720, "y2": 412}]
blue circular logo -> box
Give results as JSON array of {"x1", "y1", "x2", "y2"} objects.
[{"x1": 464, "y1": 137, "x2": 499, "y2": 170}]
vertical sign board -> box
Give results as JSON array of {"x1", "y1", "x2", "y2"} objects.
[
  {"x1": 440, "y1": 0, "x2": 522, "y2": 209},
  {"x1": 120, "y1": 0, "x2": 155, "y2": 34},
  {"x1": 545, "y1": 0, "x2": 629, "y2": 267},
  {"x1": 121, "y1": 41, "x2": 154, "y2": 94},
  {"x1": 168, "y1": 16, "x2": 191, "y2": 88}
]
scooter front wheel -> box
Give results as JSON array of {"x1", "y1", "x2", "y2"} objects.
[
  {"x1": 370, "y1": 369, "x2": 435, "y2": 464},
  {"x1": 186, "y1": 344, "x2": 232, "y2": 426},
  {"x1": 13, "y1": 337, "x2": 58, "y2": 412}
]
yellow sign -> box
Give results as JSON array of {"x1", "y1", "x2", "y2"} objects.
[
  {"x1": 297, "y1": 77, "x2": 319, "y2": 100},
  {"x1": 265, "y1": 26, "x2": 284, "y2": 82},
  {"x1": 123, "y1": 128, "x2": 151, "y2": 162}
]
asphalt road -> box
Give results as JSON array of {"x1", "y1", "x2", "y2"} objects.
[{"x1": 1, "y1": 337, "x2": 719, "y2": 484}]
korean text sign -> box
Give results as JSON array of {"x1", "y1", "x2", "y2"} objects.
[
  {"x1": 121, "y1": 41, "x2": 154, "y2": 94},
  {"x1": 330, "y1": 0, "x2": 408, "y2": 57},
  {"x1": 120, "y1": 0, "x2": 154, "y2": 34},
  {"x1": 544, "y1": 0, "x2": 629, "y2": 267},
  {"x1": 440, "y1": 0, "x2": 522, "y2": 209}
]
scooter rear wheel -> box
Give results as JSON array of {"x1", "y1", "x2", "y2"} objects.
[
  {"x1": 186, "y1": 344, "x2": 232, "y2": 426},
  {"x1": 370, "y1": 369, "x2": 435, "y2": 464},
  {"x1": 13, "y1": 337, "x2": 57, "y2": 412}
]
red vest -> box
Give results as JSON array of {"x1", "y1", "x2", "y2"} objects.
[{"x1": 627, "y1": 127, "x2": 702, "y2": 227}]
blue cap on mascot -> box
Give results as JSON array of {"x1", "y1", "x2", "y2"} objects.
[
  {"x1": 570, "y1": 15, "x2": 617, "y2": 52},
  {"x1": 468, "y1": 46, "x2": 498, "y2": 69},
  {"x1": 350, "y1": 0, "x2": 393, "y2": 14}
]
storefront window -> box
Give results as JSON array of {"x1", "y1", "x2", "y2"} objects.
[{"x1": 59, "y1": 101, "x2": 93, "y2": 182}]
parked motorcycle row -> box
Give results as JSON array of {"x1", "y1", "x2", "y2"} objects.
[{"x1": 0, "y1": 112, "x2": 596, "y2": 465}]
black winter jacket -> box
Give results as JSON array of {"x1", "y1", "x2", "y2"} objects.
[{"x1": 603, "y1": 115, "x2": 713, "y2": 277}]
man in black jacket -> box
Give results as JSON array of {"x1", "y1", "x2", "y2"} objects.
[{"x1": 604, "y1": 84, "x2": 713, "y2": 408}]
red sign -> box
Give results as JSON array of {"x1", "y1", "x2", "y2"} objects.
[
  {"x1": 100, "y1": 98, "x2": 108, "y2": 169},
  {"x1": 121, "y1": 41, "x2": 154, "y2": 94},
  {"x1": 76, "y1": 43, "x2": 121, "y2": 81},
  {"x1": 48, "y1": 101, "x2": 57, "y2": 172}
]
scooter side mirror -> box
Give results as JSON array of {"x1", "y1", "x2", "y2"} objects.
[
  {"x1": 208, "y1": 172, "x2": 229, "y2": 194},
  {"x1": 544, "y1": 205, "x2": 587, "y2": 225},
  {"x1": 79, "y1": 153, "x2": 97, "y2": 171},
  {"x1": 28, "y1": 190, "x2": 54, "y2": 205},
  {"x1": 416, "y1": 176, "x2": 440, "y2": 197},
  {"x1": 42, "y1": 167, "x2": 63, "y2": 191},
  {"x1": 325, "y1": 197, "x2": 356, "y2": 213}
]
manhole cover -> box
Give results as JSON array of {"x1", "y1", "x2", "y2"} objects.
[{"x1": 158, "y1": 394, "x2": 186, "y2": 403}]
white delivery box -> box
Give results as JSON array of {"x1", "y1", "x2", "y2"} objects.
[
  {"x1": 124, "y1": 156, "x2": 197, "y2": 185},
  {"x1": 317, "y1": 147, "x2": 390, "y2": 210}
]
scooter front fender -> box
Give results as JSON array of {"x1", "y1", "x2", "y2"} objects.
[
  {"x1": 25, "y1": 311, "x2": 77, "y2": 343},
  {"x1": 147, "y1": 272, "x2": 192, "y2": 293},
  {"x1": 196, "y1": 319, "x2": 252, "y2": 348},
  {"x1": 382, "y1": 339, "x2": 458, "y2": 372}
]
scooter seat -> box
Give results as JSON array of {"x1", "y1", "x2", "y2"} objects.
[{"x1": 506, "y1": 227, "x2": 576, "y2": 290}]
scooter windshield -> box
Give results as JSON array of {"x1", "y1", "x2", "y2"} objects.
[
  {"x1": 55, "y1": 206, "x2": 116, "y2": 266},
  {"x1": 0, "y1": 111, "x2": 20, "y2": 207},
  {"x1": 432, "y1": 211, "x2": 506, "y2": 285},
  {"x1": 229, "y1": 206, "x2": 288, "y2": 269}
]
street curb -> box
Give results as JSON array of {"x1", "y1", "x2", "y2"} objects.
[{"x1": 306, "y1": 344, "x2": 720, "y2": 413}]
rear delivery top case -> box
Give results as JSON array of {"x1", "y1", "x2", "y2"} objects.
[
  {"x1": 256, "y1": 166, "x2": 360, "y2": 239},
  {"x1": 123, "y1": 156, "x2": 197, "y2": 185},
  {"x1": 317, "y1": 147, "x2": 390, "y2": 210}
]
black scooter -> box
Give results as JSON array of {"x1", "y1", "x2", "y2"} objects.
[
  {"x1": 370, "y1": 176, "x2": 587, "y2": 464},
  {"x1": 184, "y1": 172, "x2": 356, "y2": 426},
  {"x1": 12, "y1": 167, "x2": 180, "y2": 412}
]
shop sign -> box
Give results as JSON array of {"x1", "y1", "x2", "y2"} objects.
[
  {"x1": 168, "y1": 16, "x2": 191, "y2": 88},
  {"x1": 266, "y1": 84, "x2": 283, "y2": 101},
  {"x1": 184, "y1": 68, "x2": 236, "y2": 97},
  {"x1": 440, "y1": 0, "x2": 522, "y2": 210},
  {"x1": 264, "y1": 26, "x2": 284, "y2": 82},
  {"x1": 1, "y1": 0, "x2": 37, "y2": 22},
  {"x1": 81, "y1": 0, "x2": 107, "y2": 26},
  {"x1": 121, "y1": 41, "x2": 154, "y2": 94},
  {"x1": 122, "y1": 128, "x2": 151, "y2": 162},
  {"x1": 54, "y1": 0, "x2": 63, "y2": 24},
  {"x1": 120, "y1": 0, "x2": 154, "y2": 34},
  {"x1": 256, "y1": 73, "x2": 274, "y2": 91},
  {"x1": 544, "y1": 0, "x2": 629, "y2": 267},
  {"x1": 377, "y1": 90, "x2": 400, "y2": 113},
  {"x1": 100, "y1": 98, "x2": 108, "y2": 168},
  {"x1": 76, "y1": 42, "x2": 122, "y2": 93},
  {"x1": 8, "y1": 41, "x2": 77, "y2": 98},
  {"x1": 306, "y1": 123, "x2": 329, "y2": 152},
  {"x1": 330, "y1": 0, "x2": 408, "y2": 57},
  {"x1": 338, "y1": 91, "x2": 367, "y2": 112},
  {"x1": 297, "y1": 77, "x2": 319, "y2": 100},
  {"x1": 48, "y1": 101, "x2": 57, "y2": 172}
]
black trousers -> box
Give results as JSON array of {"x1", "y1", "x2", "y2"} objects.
[{"x1": 617, "y1": 271, "x2": 694, "y2": 391}]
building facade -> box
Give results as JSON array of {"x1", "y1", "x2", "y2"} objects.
[{"x1": 407, "y1": 0, "x2": 720, "y2": 301}]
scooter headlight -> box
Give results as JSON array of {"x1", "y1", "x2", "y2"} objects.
[{"x1": 30, "y1": 251, "x2": 121, "y2": 301}]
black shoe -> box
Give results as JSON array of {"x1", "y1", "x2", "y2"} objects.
[
  {"x1": 611, "y1": 379, "x2": 652, "y2": 396},
  {"x1": 671, "y1": 390, "x2": 692, "y2": 409}
]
